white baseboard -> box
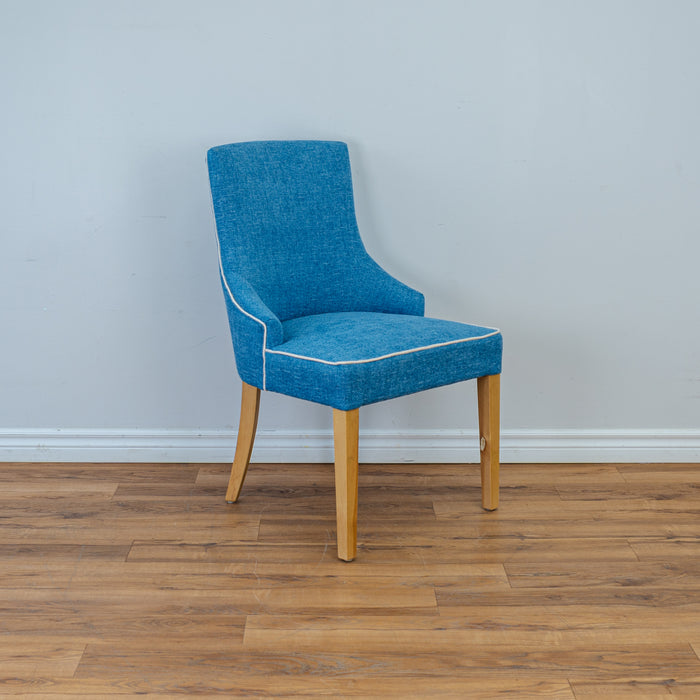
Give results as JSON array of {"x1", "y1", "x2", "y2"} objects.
[{"x1": 0, "y1": 428, "x2": 699, "y2": 463}]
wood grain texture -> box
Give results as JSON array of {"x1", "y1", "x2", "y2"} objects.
[
  {"x1": 333, "y1": 408, "x2": 359, "y2": 561},
  {"x1": 0, "y1": 461, "x2": 699, "y2": 697},
  {"x1": 478, "y1": 372, "x2": 500, "y2": 510},
  {"x1": 225, "y1": 381, "x2": 261, "y2": 503}
]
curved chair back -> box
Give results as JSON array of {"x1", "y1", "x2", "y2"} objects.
[{"x1": 207, "y1": 140, "x2": 422, "y2": 323}]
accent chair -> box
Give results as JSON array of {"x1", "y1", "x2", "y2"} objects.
[{"x1": 207, "y1": 140, "x2": 502, "y2": 561}]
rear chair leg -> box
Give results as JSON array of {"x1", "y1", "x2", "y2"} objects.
[
  {"x1": 333, "y1": 408, "x2": 359, "y2": 561},
  {"x1": 226, "y1": 381, "x2": 261, "y2": 503},
  {"x1": 477, "y1": 373, "x2": 500, "y2": 511}
]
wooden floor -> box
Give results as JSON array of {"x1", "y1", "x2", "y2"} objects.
[{"x1": 1, "y1": 462, "x2": 700, "y2": 698}]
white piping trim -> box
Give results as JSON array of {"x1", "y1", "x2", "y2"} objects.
[
  {"x1": 207, "y1": 151, "x2": 269, "y2": 390},
  {"x1": 215, "y1": 236, "x2": 268, "y2": 390},
  {"x1": 265, "y1": 328, "x2": 500, "y2": 366}
]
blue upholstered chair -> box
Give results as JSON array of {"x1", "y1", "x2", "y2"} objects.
[{"x1": 207, "y1": 140, "x2": 502, "y2": 561}]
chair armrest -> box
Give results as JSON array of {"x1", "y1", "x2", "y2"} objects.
[{"x1": 219, "y1": 270, "x2": 284, "y2": 348}]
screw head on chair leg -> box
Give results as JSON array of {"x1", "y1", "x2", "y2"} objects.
[{"x1": 477, "y1": 374, "x2": 500, "y2": 512}]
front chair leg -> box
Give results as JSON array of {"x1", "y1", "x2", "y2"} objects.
[
  {"x1": 333, "y1": 408, "x2": 359, "y2": 561},
  {"x1": 477, "y1": 373, "x2": 501, "y2": 511},
  {"x1": 226, "y1": 381, "x2": 261, "y2": 503}
]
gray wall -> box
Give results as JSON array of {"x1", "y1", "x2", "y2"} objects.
[{"x1": 2, "y1": 1, "x2": 699, "y2": 461}]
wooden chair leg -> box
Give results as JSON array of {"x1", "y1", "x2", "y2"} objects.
[
  {"x1": 477, "y1": 373, "x2": 500, "y2": 511},
  {"x1": 225, "y1": 381, "x2": 261, "y2": 503},
  {"x1": 333, "y1": 408, "x2": 359, "y2": 562}
]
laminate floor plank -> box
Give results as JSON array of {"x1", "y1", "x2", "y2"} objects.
[
  {"x1": 0, "y1": 462, "x2": 200, "y2": 483},
  {"x1": 0, "y1": 675, "x2": 577, "y2": 698},
  {"x1": 630, "y1": 536, "x2": 700, "y2": 561},
  {"x1": 0, "y1": 586, "x2": 436, "y2": 617},
  {"x1": 437, "y1": 585, "x2": 700, "y2": 608},
  {"x1": 74, "y1": 646, "x2": 692, "y2": 679},
  {"x1": 0, "y1": 641, "x2": 86, "y2": 676},
  {"x1": 0, "y1": 514, "x2": 261, "y2": 545},
  {"x1": 0, "y1": 613, "x2": 246, "y2": 640},
  {"x1": 0, "y1": 480, "x2": 119, "y2": 497},
  {"x1": 243, "y1": 625, "x2": 700, "y2": 652},
  {"x1": 0, "y1": 544, "x2": 130, "y2": 561},
  {"x1": 556, "y1": 482, "x2": 700, "y2": 501},
  {"x1": 505, "y1": 560, "x2": 700, "y2": 589},
  {"x1": 617, "y1": 464, "x2": 700, "y2": 483},
  {"x1": 570, "y1": 677, "x2": 700, "y2": 698},
  {"x1": 246, "y1": 605, "x2": 700, "y2": 633},
  {"x1": 257, "y1": 515, "x2": 699, "y2": 543}
]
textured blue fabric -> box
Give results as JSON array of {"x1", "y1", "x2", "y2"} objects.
[
  {"x1": 265, "y1": 312, "x2": 502, "y2": 410},
  {"x1": 208, "y1": 141, "x2": 425, "y2": 323},
  {"x1": 207, "y1": 140, "x2": 502, "y2": 410}
]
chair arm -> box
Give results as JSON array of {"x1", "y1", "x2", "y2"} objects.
[{"x1": 219, "y1": 270, "x2": 284, "y2": 348}]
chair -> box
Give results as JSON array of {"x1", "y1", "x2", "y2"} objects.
[{"x1": 207, "y1": 140, "x2": 502, "y2": 561}]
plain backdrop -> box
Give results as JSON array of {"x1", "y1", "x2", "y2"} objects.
[{"x1": 1, "y1": 1, "x2": 699, "y2": 449}]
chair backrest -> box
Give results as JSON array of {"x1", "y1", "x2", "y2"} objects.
[{"x1": 207, "y1": 140, "x2": 423, "y2": 323}]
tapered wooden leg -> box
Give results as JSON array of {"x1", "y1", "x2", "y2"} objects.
[
  {"x1": 477, "y1": 373, "x2": 500, "y2": 511},
  {"x1": 333, "y1": 408, "x2": 359, "y2": 562},
  {"x1": 225, "y1": 381, "x2": 261, "y2": 503}
]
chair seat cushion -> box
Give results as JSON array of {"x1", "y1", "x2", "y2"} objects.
[{"x1": 264, "y1": 312, "x2": 502, "y2": 410}]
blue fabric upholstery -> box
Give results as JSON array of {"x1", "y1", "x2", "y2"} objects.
[
  {"x1": 266, "y1": 312, "x2": 502, "y2": 410},
  {"x1": 207, "y1": 140, "x2": 502, "y2": 410}
]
